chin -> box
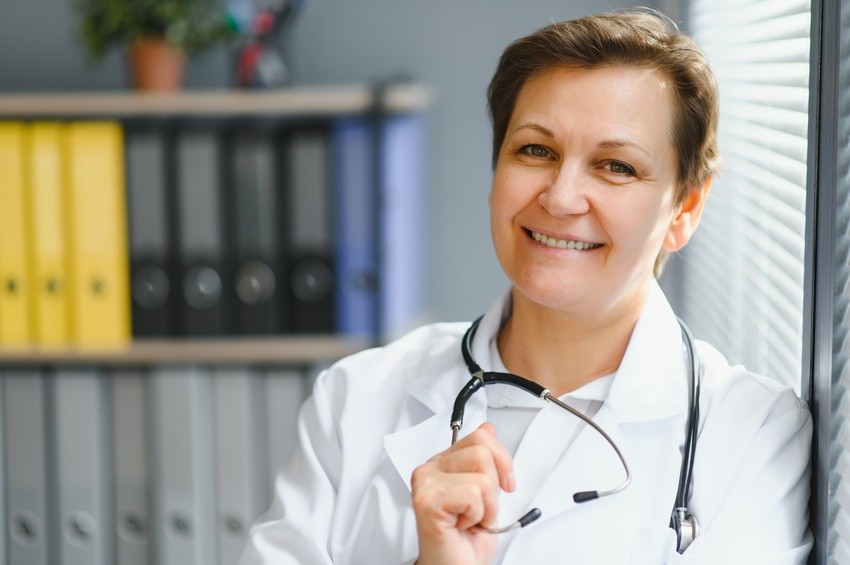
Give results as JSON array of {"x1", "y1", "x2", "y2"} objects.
[{"x1": 510, "y1": 273, "x2": 595, "y2": 313}]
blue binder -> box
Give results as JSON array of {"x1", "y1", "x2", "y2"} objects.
[
  {"x1": 380, "y1": 114, "x2": 427, "y2": 339},
  {"x1": 332, "y1": 118, "x2": 376, "y2": 337},
  {"x1": 332, "y1": 115, "x2": 426, "y2": 339}
]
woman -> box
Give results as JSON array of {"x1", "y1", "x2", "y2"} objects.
[{"x1": 240, "y1": 9, "x2": 811, "y2": 564}]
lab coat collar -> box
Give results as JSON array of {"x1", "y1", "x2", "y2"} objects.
[
  {"x1": 605, "y1": 280, "x2": 689, "y2": 423},
  {"x1": 403, "y1": 290, "x2": 509, "y2": 415},
  {"x1": 403, "y1": 280, "x2": 689, "y2": 423},
  {"x1": 452, "y1": 281, "x2": 689, "y2": 423},
  {"x1": 385, "y1": 280, "x2": 688, "y2": 491}
]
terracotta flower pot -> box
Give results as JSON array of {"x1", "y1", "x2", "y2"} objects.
[{"x1": 128, "y1": 38, "x2": 186, "y2": 91}]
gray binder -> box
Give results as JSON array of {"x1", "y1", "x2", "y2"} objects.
[
  {"x1": 52, "y1": 369, "x2": 114, "y2": 565},
  {"x1": 110, "y1": 369, "x2": 152, "y2": 565},
  {"x1": 264, "y1": 368, "x2": 307, "y2": 489},
  {"x1": 4, "y1": 370, "x2": 51, "y2": 565},
  {"x1": 150, "y1": 367, "x2": 217, "y2": 565},
  {"x1": 0, "y1": 372, "x2": 6, "y2": 565},
  {"x1": 212, "y1": 368, "x2": 267, "y2": 564}
]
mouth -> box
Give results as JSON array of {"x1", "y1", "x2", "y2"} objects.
[{"x1": 529, "y1": 230, "x2": 603, "y2": 251}]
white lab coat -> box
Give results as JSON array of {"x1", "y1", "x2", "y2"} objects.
[{"x1": 240, "y1": 282, "x2": 812, "y2": 564}]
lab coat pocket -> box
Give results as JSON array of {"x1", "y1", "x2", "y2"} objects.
[{"x1": 631, "y1": 525, "x2": 677, "y2": 564}]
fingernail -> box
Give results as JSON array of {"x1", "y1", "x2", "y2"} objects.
[{"x1": 506, "y1": 471, "x2": 516, "y2": 492}]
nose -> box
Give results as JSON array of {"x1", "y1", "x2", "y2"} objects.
[{"x1": 537, "y1": 164, "x2": 591, "y2": 216}]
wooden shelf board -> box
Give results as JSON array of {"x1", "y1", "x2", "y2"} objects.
[
  {"x1": 0, "y1": 84, "x2": 430, "y2": 118},
  {"x1": 0, "y1": 336, "x2": 371, "y2": 366}
]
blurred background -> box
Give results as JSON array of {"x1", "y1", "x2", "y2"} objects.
[
  {"x1": 2, "y1": 0, "x2": 834, "y2": 563},
  {"x1": 0, "y1": 0, "x2": 673, "y2": 324}
]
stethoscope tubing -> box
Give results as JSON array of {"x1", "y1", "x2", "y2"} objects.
[
  {"x1": 674, "y1": 316, "x2": 700, "y2": 512},
  {"x1": 454, "y1": 313, "x2": 699, "y2": 541}
]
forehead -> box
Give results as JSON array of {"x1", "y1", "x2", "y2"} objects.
[{"x1": 508, "y1": 65, "x2": 676, "y2": 146}]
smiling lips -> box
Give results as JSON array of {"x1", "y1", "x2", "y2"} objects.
[{"x1": 530, "y1": 230, "x2": 603, "y2": 250}]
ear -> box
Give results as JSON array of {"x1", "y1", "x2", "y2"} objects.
[{"x1": 663, "y1": 178, "x2": 712, "y2": 252}]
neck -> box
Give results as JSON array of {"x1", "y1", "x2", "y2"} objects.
[{"x1": 497, "y1": 287, "x2": 648, "y2": 397}]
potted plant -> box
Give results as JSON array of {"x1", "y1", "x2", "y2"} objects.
[{"x1": 73, "y1": 0, "x2": 235, "y2": 90}]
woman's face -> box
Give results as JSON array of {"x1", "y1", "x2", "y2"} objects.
[{"x1": 490, "y1": 65, "x2": 694, "y2": 321}]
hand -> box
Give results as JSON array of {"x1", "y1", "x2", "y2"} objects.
[{"x1": 411, "y1": 423, "x2": 516, "y2": 565}]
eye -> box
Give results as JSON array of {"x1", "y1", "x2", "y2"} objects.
[
  {"x1": 606, "y1": 160, "x2": 636, "y2": 176},
  {"x1": 519, "y1": 144, "x2": 552, "y2": 159}
]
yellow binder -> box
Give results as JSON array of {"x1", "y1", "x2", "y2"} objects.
[
  {"x1": 0, "y1": 123, "x2": 32, "y2": 346},
  {"x1": 64, "y1": 121, "x2": 131, "y2": 347},
  {"x1": 27, "y1": 122, "x2": 70, "y2": 346}
]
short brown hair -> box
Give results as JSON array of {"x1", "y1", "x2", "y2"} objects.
[{"x1": 487, "y1": 8, "x2": 720, "y2": 203}]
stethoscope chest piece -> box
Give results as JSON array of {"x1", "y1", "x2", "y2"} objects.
[{"x1": 672, "y1": 510, "x2": 699, "y2": 553}]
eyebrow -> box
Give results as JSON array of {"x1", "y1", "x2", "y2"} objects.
[
  {"x1": 597, "y1": 139, "x2": 652, "y2": 158},
  {"x1": 512, "y1": 123, "x2": 555, "y2": 137},
  {"x1": 511, "y1": 123, "x2": 654, "y2": 158}
]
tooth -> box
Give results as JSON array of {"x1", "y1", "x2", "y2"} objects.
[{"x1": 532, "y1": 231, "x2": 599, "y2": 250}]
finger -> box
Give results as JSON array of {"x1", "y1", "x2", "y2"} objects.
[
  {"x1": 448, "y1": 423, "x2": 515, "y2": 492},
  {"x1": 436, "y1": 448, "x2": 501, "y2": 524},
  {"x1": 438, "y1": 445, "x2": 501, "y2": 498},
  {"x1": 414, "y1": 472, "x2": 492, "y2": 532}
]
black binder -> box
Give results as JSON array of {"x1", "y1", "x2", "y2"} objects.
[
  {"x1": 126, "y1": 127, "x2": 173, "y2": 336},
  {"x1": 229, "y1": 128, "x2": 284, "y2": 335},
  {"x1": 173, "y1": 128, "x2": 229, "y2": 336},
  {"x1": 284, "y1": 127, "x2": 334, "y2": 333}
]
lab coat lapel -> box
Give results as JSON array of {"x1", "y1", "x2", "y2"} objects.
[
  {"x1": 384, "y1": 292, "x2": 510, "y2": 488},
  {"x1": 521, "y1": 406, "x2": 628, "y2": 523},
  {"x1": 503, "y1": 282, "x2": 688, "y2": 524},
  {"x1": 496, "y1": 398, "x2": 594, "y2": 524},
  {"x1": 384, "y1": 292, "x2": 510, "y2": 492},
  {"x1": 384, "y1": 372, "x2": 489, "y2": 492}
]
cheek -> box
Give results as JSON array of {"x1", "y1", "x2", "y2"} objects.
[
  {"x1": 491, "y1": 169, "x2": 537, "y2": 217},
  {"x1": 603, "y1": 196, "x2": 673, "y2": 250},
  {"x1": 489, "y1": 175, "x2": 513, "y2": 221}
]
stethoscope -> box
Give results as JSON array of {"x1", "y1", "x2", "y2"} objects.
[{"x1": 451, "y1": 315, "x2": 701, "y2": 554}]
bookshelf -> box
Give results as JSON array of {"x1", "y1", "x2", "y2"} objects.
[
  {"x1": 0, "y1": 84, "x2": 428, "y2": 565},
  {"x1": 0, "y1": 335, "x2": 370, "y2": 366},
  {"x1": 0, "y1": 83, "x2": 429, "y2": 363},
  {"x1": 0, "y1": 84, "x2": 429, "y2": 118}
]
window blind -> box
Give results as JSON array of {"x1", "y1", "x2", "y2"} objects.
[{"x1": 678, "y1": 0, "x2": 811, "y2": 392}]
